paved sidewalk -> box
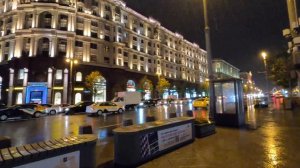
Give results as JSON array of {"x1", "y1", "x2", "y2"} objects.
[{"x1": 96, "y1": 106, "x2": 300, "y2": 168}]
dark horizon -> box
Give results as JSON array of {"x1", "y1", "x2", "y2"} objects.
[{"x1": 124, "y1": 0, "x2": 290, "y2": 91}]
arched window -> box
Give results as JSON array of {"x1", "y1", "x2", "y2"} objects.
[
  {"x1": 54, "y1": 92, "x2": 61, "y2": 105},
  {"x1": 0, "y1": 76, "x2": 2, "y2": 101},
  {"x1": 38, "y1": 11, "x2": 52, "y2": 28},
  {"x1": 16, "y1": 93, "x2": 23, "y2": 104},
  {"x1": 76, "y1": 72, "x2": 82, "y2": 82},
  {"x1": 75, "y1": 93, "x2": 82, "y2": 104}
]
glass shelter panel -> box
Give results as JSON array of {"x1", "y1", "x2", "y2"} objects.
[
  {"x1": 214, "y1": 83, "x2": 223, "y2": 114},
  {"x1": 222, "y1": 82, "x2": 236, "y2": 114}
]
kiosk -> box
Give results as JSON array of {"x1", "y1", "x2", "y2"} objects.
[{"x1": 212, "y1": 78, "x2": 245, "y2": 127}]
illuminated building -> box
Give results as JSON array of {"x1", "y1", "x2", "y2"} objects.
[{"x1": 0, "y1": 0, "x2": 208, "y2": 105}]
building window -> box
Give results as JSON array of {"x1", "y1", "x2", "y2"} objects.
[
  {"x1": 90, "y1": 43, "x2": 97, "y2": 49},
  {"x1": 56, "y1": 70, "x2": 63, "y2": 80},
  {"x1": 75, "y1": 41, "x2": 83, "y2": 47},
  {"x1": 104, "y1": 46, "x2": 109, "y2": 52},
  {"x1": 104, "y1": 25, "x2": 110, "y2": 31},
  {"x1": 54, "y1": 92, "x2": 61, "y2": 105},
  {"x1": 18, "y1": 69, "x2": 25, "y2": 79},
  {"x1": 90, "y1": 55, "x2": 97, "y2": 63},
  {"x1": 16, "y1": 93, "x2": 23, "y2": 104},
  {"x1": 104, "y1": 57, "x2": 110, "y2": 64},
  {"x1": 76, "y1": 72, "x2": 82, "y2": 82},
  {"x1": 75, "y1": 93, "x2": 82, "y2": 104}
]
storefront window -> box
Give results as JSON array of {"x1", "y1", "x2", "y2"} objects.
[
  {"x1": 18, "y1": 69, "x2": 25, "y2": 79},
  {"x1": 126, "y1": 80, "x2": 136, "y2": 92},
  {"x1": 94, "y1": 77, "x2": 106, "y2": 102},
  {"x1": 75, "y1": 93, "x2": 82, "y2": 104},
  {"x1": 16, "y1": 93, "x2": 23, "y2": 104},
  {"x1": 55, "y1": 70, "x2": 63, "y2": 80},
  {"x1": 76, "y1": 72, "x2": 82, "y2": 82},
  {"x1": 54, "y1": 92, "x2": 61, "y2": 105}
]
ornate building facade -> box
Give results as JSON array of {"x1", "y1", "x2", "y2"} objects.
[{"x1": 0, "y1": 0, "x2": 208, "y2": 105}]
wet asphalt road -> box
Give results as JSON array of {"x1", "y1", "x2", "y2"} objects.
[
  {"x1": 1, "y1": 99, "x2": 300, "y2": 168},
  {"x1": 0, "y1": 103, "x2": 194, "y2": 146}
]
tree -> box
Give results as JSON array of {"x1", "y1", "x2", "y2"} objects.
[
  {"x1": 267, "y1": 52, "x2": 297, "y2": 89},
  {"x1": 156, "y1": 76, "x2": 171, "y2": 98},
  {"x1": 85, "y1": 71, "x2": 102, "y2": 101}
]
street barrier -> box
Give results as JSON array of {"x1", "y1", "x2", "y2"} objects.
[
  {"x1": 187, "y1": 110, "x2": 194, "y2": 117},
  {"x1": 145, "y1": 115, "x2": 156, "y2": 122},
  {"x1": 114, "y1": 117, "x2": 195, "y2": 167},
  {"x1": 0, "y1": 136, "x2": 11, "y2": 149},
  {"x1": 169, "y1": 112, "x2": 177, "y2": 118},
  {"x1": 79, "y1": 125, "x2": 93, "y2": 134},
  {"x1": 0, "y1": 135, "x2": 97, "y2": 168},
  {"x1": 122, "y1": 119, "x2": 133, "y2": 126}
]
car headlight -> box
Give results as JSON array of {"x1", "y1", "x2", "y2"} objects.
[
  {"x1": 65, "y1": 108, "x2": 70, "y2": 111},
  {"x1": 139, "y1": 102, "x2": 144, "y2": 106}
]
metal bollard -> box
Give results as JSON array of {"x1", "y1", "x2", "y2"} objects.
[
  {"x1": 0, "y1": 136, "x2": 11, "y2": 149},
  {"x1": 122, "y1": 119, "x2": 133, "y2": 126},
  {"x1": 187, "y1": 110, "x2": 194, "y2": 117},
  {"x1": 79, "y1": 125, "x2": 93, "y2": 134},
  {"x1": 146, "y1": 116, "x2": 156, "y2": 122},
  {"x1": 169, "y1": 112, "x2": 177, "y2": 118}
]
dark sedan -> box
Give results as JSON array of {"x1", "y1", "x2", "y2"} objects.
[
  {"x1": 0, "y1": 105, "x2": 40, "y2": 121},
  {"x1": 137, "y1": 99, "x2": 158, "y2": 108},
  {"x1": 64, "y1": 101, "x2": 94, "y2": 115},
  {"x1": 0, "y1": 103, "x2": 6, "y2": 109}
]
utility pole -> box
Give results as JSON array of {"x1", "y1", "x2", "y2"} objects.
[{"x1": 203, "y1": 0, "x2": 214, "y2": 120}]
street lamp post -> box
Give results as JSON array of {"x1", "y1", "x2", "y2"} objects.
[
  {"x1": 203, "y1": 0, "x2": 214, "y2": 120},
  {"x1": 66, "y1": 58, "x2": 78, "y2": 105},
  {"x1": 261, "y1": 51, "x2": 269, "y2": 97}
]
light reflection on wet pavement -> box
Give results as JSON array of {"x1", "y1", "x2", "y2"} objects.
[{"x1": 1, "y1": 100, "x2": 300, "y2": 167}]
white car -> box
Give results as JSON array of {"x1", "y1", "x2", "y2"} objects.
[
  {"x1": 86, "y1": 102, "x2": 124, "y2": 116},
  {"x1": 42, "y1": 104, "x2": 63, "y2": 115}
]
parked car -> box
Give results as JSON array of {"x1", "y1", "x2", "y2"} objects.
[
  {"x1": 193, "y1": 97, "x2": 209, "y2": 109},
  {"x1": 175, "y1": 98, "x2": 189, "y2": 104},
  {"x1": 0, "y1": 105, "x2": 42, "y2": 121},
  {"x1": 86, "y1": 102, "x2": 124, "y2": 116},
  {"x1": 64, "y1": 101, "x2": 94, "y2": 115},
  {"x1": 23, "y1": 104, "x2": 46, "y2": 113},
  {"x1": 0, "y1": 103, "x2": 6, "y2": 109},
  {"x1": 41, "y1": 104, "x2": 63, "y2": 115},
  {"x1": 137, "y1": 99, "x2": 158, "y2": 108},
  {"x1": 254, "y1": 97, "x2": 268, "y2": 108}
]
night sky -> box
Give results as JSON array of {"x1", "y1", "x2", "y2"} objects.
[{"x1": 123, "y1": 0, "x2": 291, "y2": 90}]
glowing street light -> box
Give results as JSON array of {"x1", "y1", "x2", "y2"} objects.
[{"x1": 260, "y1": 51, "x2": 269, "y2": 97}]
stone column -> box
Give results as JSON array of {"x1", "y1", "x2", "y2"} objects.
[
  {"x1": 63, "y1": 69, "x2": 68, "y2": 104},
  {"x1": 9, "y1": 40, "x2": 15, "y2": 60},
  {"x1": 22, "y1": 68, "x2": 28, "y2": 104},
  {"x1": 47, "y1": 68, "x2": 53, "y2": 104},
  {"x1": 14, "y1": 37, "x2": 22, "y2": 58},
  {"x1": 29, "y1": 36, "x2": 35, "y2": 57},
  {"x1": 7, "y1": 68, "x2": 14, "y2": 106}
]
